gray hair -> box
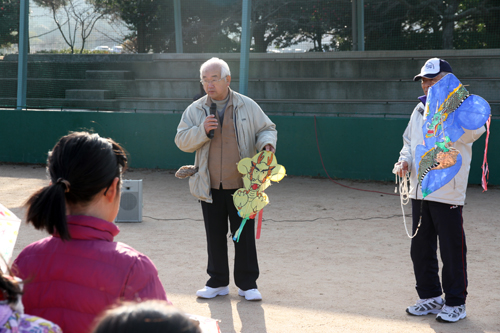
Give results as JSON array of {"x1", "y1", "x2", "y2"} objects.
[
  {"x1": 421, "y1": 71, "x2": 450, "y2": 83},
  {"x1": 438, "y1": 71, "x2": 451, "y2": 79},
  {"x1": 200, "y1": 57, "x2": 231, "y2": 79}
]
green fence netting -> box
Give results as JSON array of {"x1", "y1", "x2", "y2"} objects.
[
  {"x1": 1, "y1": 0, "x2": 500, "y2": 54},
  {"x1": 0, "y1": 0, "x2": 499, "y2": 114}
]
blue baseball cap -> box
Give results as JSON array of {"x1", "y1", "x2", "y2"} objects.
[{"x1": 413, "y1": 58, "x2": 453, "y2": 81}]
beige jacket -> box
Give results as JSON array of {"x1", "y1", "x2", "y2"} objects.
[{"x1": 175, "y1": 89, "x2": 277, "y2": 203}]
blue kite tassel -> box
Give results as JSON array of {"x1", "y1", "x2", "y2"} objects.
[{"x1": 233, "y1": 218, "x2": 248, "y2": 242}]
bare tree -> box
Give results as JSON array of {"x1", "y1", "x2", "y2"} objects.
[{"x1": 34, "y1": 0, "x2": 110, "y2": 53}]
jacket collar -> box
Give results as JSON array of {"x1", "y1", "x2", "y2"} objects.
[
  {"x1": 198, "y1": 88, "x2": 242, "y2": 112},
  {"x1": 55, "y1": 215, "x2": 120, "y2": 241},
  {"x1": 418, "y1": 95, "x2": 427, "y2": 106},
  {"x1": 417, "y1": 95, "x2": 427, "y2": 115}
]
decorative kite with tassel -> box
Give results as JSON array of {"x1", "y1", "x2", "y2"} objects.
[
  {"x1": 232, "y1": 151, "x2": 286, "y2": 242},
  {"x1": 416, "y1": 73, "x2": 491, "y2": 198}
]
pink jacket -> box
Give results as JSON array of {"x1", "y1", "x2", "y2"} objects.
[{"x1": 13, "y1": 215, "x2": 169, "y2": 333}]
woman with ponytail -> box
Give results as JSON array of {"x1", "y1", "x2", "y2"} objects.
[{"x1": 13, "y1": 132, "x2": 170, "y2": 333}]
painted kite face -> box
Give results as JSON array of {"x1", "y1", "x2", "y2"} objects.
[
  {"x1": 248, "y1": 156, "x2": 276, "y2": 189},
  {"x1": 238, "y1": 151, "x2": 286, "y2": 192}
]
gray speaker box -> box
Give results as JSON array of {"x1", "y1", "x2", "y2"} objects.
[{"x1": 116, "y1": 179, "x2": 143, "y2": 222}]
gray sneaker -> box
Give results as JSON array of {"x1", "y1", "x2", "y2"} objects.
[
  {"x1": 436, "y1": 304, "x2": 466, "y2": 323},
  {"x1": 406, "y1": 296, "x2": 444, "y2": 316}
]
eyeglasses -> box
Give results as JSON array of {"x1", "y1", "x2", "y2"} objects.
[{"x1": 200, "y1": 76, "x2": 226, "y2": 85}]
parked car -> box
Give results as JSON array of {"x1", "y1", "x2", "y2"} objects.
[
  {"x1": 93, "y1": 46, "x2": 110, "y2": 51},
  {"x1": 111, "y1": 46, "x2": 123, "y2": 54}
]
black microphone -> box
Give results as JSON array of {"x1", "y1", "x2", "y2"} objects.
[{"x1": 208, "y1": 103, "x2": 216, "y2": 139}]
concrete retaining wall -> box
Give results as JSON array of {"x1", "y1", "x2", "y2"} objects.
[{"x1": 1, "y1": 50, "x2": 499, "y2": 117}]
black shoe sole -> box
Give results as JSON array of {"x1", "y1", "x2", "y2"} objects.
[{"x1": 436, "y1": 315, "x2": 466, "y2": 323}]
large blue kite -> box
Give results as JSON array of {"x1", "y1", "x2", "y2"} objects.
[{"x1": 416, "y1": 73, "x2": 491, "y2": 198}]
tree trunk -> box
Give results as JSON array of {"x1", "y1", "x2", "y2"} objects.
[
  {"x1": 137, "y1": 20, "x2": 147, "y2": 53},
  {"x1": 314, "y1": 29, "x2": 323, "y2": 51},
  {"x1": 442, "y1": 1, "x2": 459, "y2": 49},
  {"x1": 442, "y1": 18, "x2": 454, "y2": 49},
  {"x1": 253, "y1": 23, "x2": 270, "y2": 52}
]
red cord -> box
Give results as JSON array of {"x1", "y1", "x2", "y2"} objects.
[
  {"x1": 314, "y1": 115, "x2": 399, "y2": 197},
  {"x1": 481, "y1": 116, "x2": 491, "y2": 192},
  {"x1": 256, "y1": 209, "x2": 263, "y2": 239}
]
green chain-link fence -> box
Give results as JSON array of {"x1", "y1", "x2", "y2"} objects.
[{"x1": 1, "y1": 0, "x2": 500, "y2": 55}]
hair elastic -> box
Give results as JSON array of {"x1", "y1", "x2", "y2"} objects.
[{"x1": 56, "y1": 178, "x2": 71, "y2": 193}]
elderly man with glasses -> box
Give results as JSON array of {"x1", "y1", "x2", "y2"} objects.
[
  {"x1": 394, "y1": 58, "x2": 487, "y2": 323},
  {"x1": 175, "y1": 57, "x2": 277, "y2": 301}
]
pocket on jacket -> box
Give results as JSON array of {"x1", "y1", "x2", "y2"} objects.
[{"x1": 189, "y1": 172, "x2": 200, "y2": 197}]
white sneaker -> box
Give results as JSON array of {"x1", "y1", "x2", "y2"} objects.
[
  {"x1": 238, "y1": 288, "x2": 262, "y2": 301},
  {"x1": 406, "y1": 296, "x2": 444, "y2": 315},
  {"x1": 196, "y1": 286, "x2": 229, "y2": 299},
  {"x1": 436, "y1": 304, "x2": 466, "y2": 323}
]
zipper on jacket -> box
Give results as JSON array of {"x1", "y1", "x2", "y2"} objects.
[
  {"x1": 220, "y1": 115, "x2": 223, "y2": 189},
  {"x1": 215, "y1": 108, "x2": 224, "y2": 189},
  {"x1": 234, "y1": 106, "x2": 242, "y2": 159}
]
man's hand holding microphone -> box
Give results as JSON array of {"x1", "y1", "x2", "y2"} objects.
[{"x1": 205, "y1": 103, "x2": 218, "y2": 138}]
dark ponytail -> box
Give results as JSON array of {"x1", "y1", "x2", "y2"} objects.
[{"x1": 25, "y1": 132, "x2": 128, "y2": 240}]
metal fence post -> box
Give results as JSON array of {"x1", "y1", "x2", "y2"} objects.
[
  {"x1": 239, "y1": 0, "x2": 251, "y2": 95},
  {"x1": 174, "y1": 0, "x2": 183, "y2": 53},
  {"x1": 16, "y1": 0, "x2": 29, "y2": 110},
  {"x1": 352, "y1": 0, "x2": 364, "y2": 51},
  {"x1": 352, "y1": 0, "x2": 357, "y2": 51},
  {"x1": 357, "y1": 0, "x2": 365, "y2": 51}
]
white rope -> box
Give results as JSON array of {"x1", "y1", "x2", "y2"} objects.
[{"x1": 393, "y1": 165, "x2": 420, "y2": 238}]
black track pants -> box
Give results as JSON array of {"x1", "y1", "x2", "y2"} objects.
[
  {"x1": 410, "y1": 199, "x2": 467, "y2": 306},
  {"x1": 201, "y1": 188, "x2": 259, "y2": 290}
]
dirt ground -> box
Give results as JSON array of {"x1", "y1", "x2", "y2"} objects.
[{"x1": 2, "y1": 164, "x2": 499, "y2": 333}]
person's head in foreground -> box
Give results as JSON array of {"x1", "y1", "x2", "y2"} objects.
[
  {"x1": 413, "y1": 57, "x2": 453, "y2": 96},
  {"x1": 91, "y1": 300, "x2": 201, "y2": 333},
  {"x1": 26, "y1": 131, "x2": 128, "y2": 239}
]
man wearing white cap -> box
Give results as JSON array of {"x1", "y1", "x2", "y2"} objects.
[{"x1": 393, "y1": 58, "x2": 486, "y2": 323}]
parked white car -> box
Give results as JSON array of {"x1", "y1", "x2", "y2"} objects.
[
  {"x1": 111, "y1": 46, "x2": 123, "y2": 53},
  {"x1": 93, "y1": 46, "x2": 110, "y2": 51}
]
